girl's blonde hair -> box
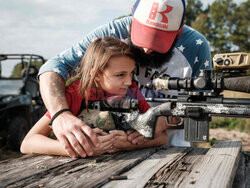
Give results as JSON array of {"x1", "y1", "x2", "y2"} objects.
[{"x1": 79, "y1": 36, "x2": 134, "y2": 105}]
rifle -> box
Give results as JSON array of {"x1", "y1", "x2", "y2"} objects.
[
  {"x1": 78, "y1": 52, "x2": 250, "y2": 142},
  {"x1": 144, "y1": 52, "x2": 250, "y2": 142}
]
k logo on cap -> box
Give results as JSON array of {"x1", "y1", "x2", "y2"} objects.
[{"x1": 148, "y1": 2, "x2": 173, "y2": 26}]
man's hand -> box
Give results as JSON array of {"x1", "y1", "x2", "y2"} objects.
[
  {"x1": 111, "y1": 130, "x2": 130, "y2": 149},
  {"x1": 52, "y1": 112, "x2": 100, "y2": 158},
  {"x1": 39, "y1": 72, "x2": 99, "y2": 158}
]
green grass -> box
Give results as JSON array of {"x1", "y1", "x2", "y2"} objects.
[
  {"x1": 196, "y1": 117, "x2": 249, "y2": 148},
  {"x1": 210, "y1": 117, "x2": 250, "y2": 134}
]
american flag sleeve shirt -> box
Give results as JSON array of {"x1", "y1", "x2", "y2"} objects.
[{"x1": 38, "y1": 16, "x2": 211, "y2": 100}]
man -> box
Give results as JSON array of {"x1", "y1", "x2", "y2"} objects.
[{"x1": 38, "y1": 0, "x2": 211, "y2": 158}]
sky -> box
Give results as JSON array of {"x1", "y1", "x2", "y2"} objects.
[{"x1": 0, "y1": 0, "x2": 246, "y2": 60}]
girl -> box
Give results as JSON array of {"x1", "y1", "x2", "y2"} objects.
[{"x1": 21, "y1": 37, "x2": 168, "y2": 157}]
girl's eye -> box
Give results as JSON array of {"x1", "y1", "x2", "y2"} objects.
[{"x1": 116, "y1": 73, "x2": 124, "y2": 77}]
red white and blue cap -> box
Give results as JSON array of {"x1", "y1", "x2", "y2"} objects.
[{"x1": 131, "y1": 0, "x2": 185, "y2": 53}]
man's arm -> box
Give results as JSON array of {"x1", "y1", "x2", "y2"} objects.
[
  {"x1": 38, "y1": 16, "x2": 132, "y2": 80},
  {"x1": 40, "y1": 72, "x2": 67, "y2": 115},
  {"x1": 175, "y1": 25, "x2": 212, "y2": 78}
]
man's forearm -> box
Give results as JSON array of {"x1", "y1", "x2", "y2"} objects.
[{"x1": 39, "y1": 72, "x2": 68, "y2": 115}]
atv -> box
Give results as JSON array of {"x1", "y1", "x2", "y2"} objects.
[{"x1": 0, "y1": 54, "x2": 46, "y2": 151}]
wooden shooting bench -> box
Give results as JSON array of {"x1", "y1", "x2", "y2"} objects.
[{"x1": 0, "y1": 140, "x2": 249, "y2": 188}]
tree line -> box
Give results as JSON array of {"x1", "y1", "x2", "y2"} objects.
[
  {"x1": 186, "y1": 0, "x2": 249, "y2": 54},
  {"x1": 10, "y1": 0, "x2": 249, "y2": 78}
]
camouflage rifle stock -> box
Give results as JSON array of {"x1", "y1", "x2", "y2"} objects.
[{"x1": 78, "y1": 96, "x2": 157, "y2": 139}]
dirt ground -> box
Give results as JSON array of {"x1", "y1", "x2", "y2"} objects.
[{"x1": 209, "y1": 128, "x2": 250, "y2": 151}]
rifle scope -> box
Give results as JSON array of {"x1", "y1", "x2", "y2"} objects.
[{"x1": 146, "y1": 69, "x2": 250, "y2": 93}]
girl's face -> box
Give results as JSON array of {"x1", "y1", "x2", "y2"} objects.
[{"x1": 96, "y1": 56, "x2": 135, "y2": 96}]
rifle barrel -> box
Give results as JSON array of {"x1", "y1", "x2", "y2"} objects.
[
  {"x1": 146, "y1": 98, "x2": 177, "y2": 103},
  {"x1": 222, "y1": 98, "x2": 250, "y2": 104},
  {"x1": 223, "y1": 76, "x2": 250, "y2": 93}
]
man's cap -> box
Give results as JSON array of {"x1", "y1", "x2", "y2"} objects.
[{"x1": 131, "y1": 0, "x2": 185, "y2": 53}]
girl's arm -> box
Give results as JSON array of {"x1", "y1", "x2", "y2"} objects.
[
  {"x1": 20, "y1": 115, "x2": 115, "y2": 157},
  {"x1": 20, "y1": 115, "x2": 68, "y2": 156}
]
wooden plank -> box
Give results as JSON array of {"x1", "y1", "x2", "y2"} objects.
[
  {"x1": 0, "y1": 154, "x2": 76, "y2": 187},
  {"x1": 144, "y1": 147, "x2": 209, "y2": 187},
  {"x1": 103, "y1": 146, "x2": 189, "y2": 188},
  {"x1": 1, "y1": 141, "x2": 243, "y2": 188},
  {"x1": 6, "y1": 147, "x2": 158, "y2": 188},
  {"x1": 178, "y1": 140, "x2": 242, "y2": 188}
]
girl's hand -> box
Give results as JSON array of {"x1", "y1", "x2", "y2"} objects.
[
  {"x1": 89, "y1": 128, "x2": 115, "y2": 156},
  {"x1": 126, "y1": 130, "x2": 148, "y2": 145},
  {"x1": 106, "y1": 147, "x2": 120, "y2": 154},
  {"x1": 110, "y1": 130, "x2": 132, "y2": 149}
]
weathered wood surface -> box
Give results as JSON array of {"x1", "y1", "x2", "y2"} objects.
[
  {"x1": 103, "y1": 146, "x2": 191, "y2": 188},
  {"x1": 178, "y1": 140, "x2": 241, "y2": 188},
  {"x1": 0, "y1": 140, "x2": 245, "y2": 188},
  {"x1": 1, "y1": 147, "x2": 158, "y2": 188}
]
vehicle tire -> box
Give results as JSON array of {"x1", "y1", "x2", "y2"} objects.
[{"x1": 7, "y1": 116, "x2": 29, "y2": 151}]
